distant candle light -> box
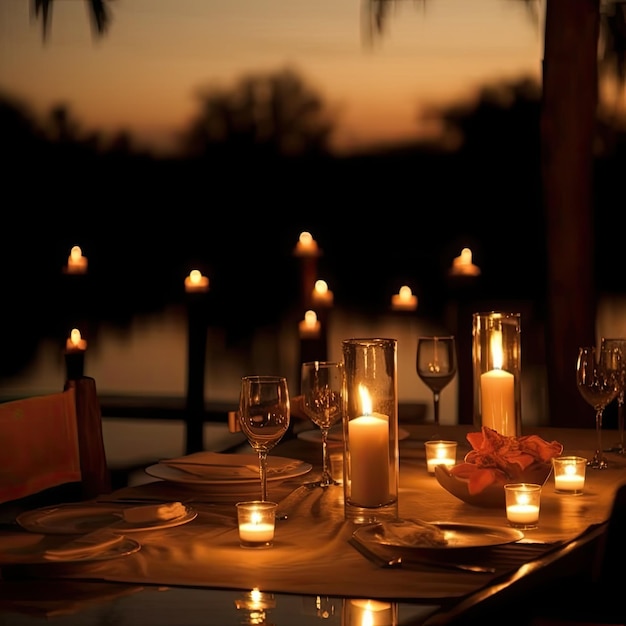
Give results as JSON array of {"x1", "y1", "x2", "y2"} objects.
[
  {"x1": 184, "y1": 269, "x2": 209, "y2": 293},
  {"x1": 449, "y1": 247, "x2": 480, "y2": 277},
  {"x1": 391, "y1": 285, "x2": 417, "y2": 311},
  {"x1": 66, "y1": 328, "x2": 87, "y2": 352},
  {"x1": 65, "y1": 245, "x2": 88, "y2": 274},
  {"x1": 312, "y1": 279, "x2": 334, "y2": 307},
  {"x1": 299, "y1": 309, "x2": 321, "y2": 339},
  {"x1": 294, "y1": 231, "x2": 320, "y2": 256}
]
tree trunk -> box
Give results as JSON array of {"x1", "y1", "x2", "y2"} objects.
[{"x1": 542, "y1": 0, "x2": 600, "y2": 427}]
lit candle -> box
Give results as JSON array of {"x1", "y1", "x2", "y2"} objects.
[
  {"x1": 65, "y1": 245, "x2": 88, "y2": 274},
  {"x1": 480, "y1": 328, "x2": 516, "y2": 436},
  {"x1": 65, "y1": 328, "x2": 87, "y2": 352},
  {"x1": 184, "y1": 269, "x2": 209, "y2": 293},
  {"x1": 449, "y1": 247, "x2": 480, "y2": 276},
  {"x1": 236, "y1": 501, "x2": 277, "y2": 548},
  {"x1": 553, "y1": 457, "x2": 586, "y2": 493},
  {"x1": 348, "y1": 385, "x2": 389, "y2": 507},
  {"x1": 424, "y1": 440, "x2": 457, "y2": 473},
  {"x1": 298, "y1": 309, "x2": 321, "y2": 339},
  {"x1": 311, "y1": 279, "x2": 334, "y2": 307},
  {"x1": 504, "y1": 484, "x2": 541, "y2": 528},
  {"x1": 294, "y1": 231, "x2": 319, "y2": 256},
  {"x1": 391, "y1": 285, "x2": 417, "y2": 311}
]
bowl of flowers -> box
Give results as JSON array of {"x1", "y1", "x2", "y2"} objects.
[{"x1": 434, "y1": 427, "x2": 563, "y2": 508}]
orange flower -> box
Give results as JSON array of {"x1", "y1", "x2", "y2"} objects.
[{"x1": 449, "y1": 427, "x2": 563, "y2": 495}]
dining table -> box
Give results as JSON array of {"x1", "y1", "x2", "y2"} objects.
[{"x1": 1, "y1": 421, "x2": 624, "y2": 626}]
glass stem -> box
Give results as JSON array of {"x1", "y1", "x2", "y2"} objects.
[
  {"x1": 258, "y1": 451, "x2": 268, "y2": 501},
  {"x1": 595, "y1": 409, "x2": 604, "y2": 464},
  {"x1": 618, "y1": 398, "x2": 625, "y2": 452},
  {"x1": 433, "y1": 392, "x2": 441, "y2": 427},
  {"x1": 320, "y1": 429, "x2": 332, "y2": 486}
]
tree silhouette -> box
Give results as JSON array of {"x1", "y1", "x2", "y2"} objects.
[{"x1": 179, "y1": 67, "x2": 335, "y2": 161}]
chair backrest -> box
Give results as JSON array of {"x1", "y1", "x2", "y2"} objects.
[{"x1": 0, "y1": 377, "x2": 111, "y2": 506}]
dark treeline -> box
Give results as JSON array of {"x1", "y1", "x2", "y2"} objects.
[{"x1": 2, "y1": 69, "x2": 626, "y2": 377}]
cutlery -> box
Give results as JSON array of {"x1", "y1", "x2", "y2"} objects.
[{"x1": 348, "y1": 536, "x2": 496, "y2": 574}]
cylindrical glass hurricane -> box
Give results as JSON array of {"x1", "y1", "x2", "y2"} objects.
[
  {"x1": 472, "y1": 312, "x2": 521, "y2": 437},
  {"x1": 341, "y1": 338, "x2": 399, "y2": 523}
]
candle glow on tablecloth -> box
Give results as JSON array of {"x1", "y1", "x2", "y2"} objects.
[
  {"x1": 348, "y1": 385, "x2": 390, "y2": 507},
  {"x1": 312, "y1": 279, "x2": 334, "y2": 307},
  {"x1": 66, "y1": 328, "x2": 87, "y2": 352},
  {"x1": 391, "y1": 285, "x2": 417, "y2": 311},
  {"x1": 480, "y1": 328, "x2": 515, "y2": 436},
  {"x1": 65, "y1": 245, "x2": 87, "y2": 274},
  {"x1": 184, "y1": 269, "x2": 209, "y2": 293}
]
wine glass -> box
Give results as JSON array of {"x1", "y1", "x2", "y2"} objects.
[
  {"x1": 416, "y1": 336, "x2": 458, "y2": 428},
  {"x1": 300, "y1": 361, "x2": 344, "y2": 487},
  {"x1": 238, "y1": 375, "x2": 291, "y2": 501},
  {"x1": 600, "y1": 337, "x2": 626, "y2": 454},
  {"x1": 576, "y1": 346, "x2": 621, "y2": 469}
]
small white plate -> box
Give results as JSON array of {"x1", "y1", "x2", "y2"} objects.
[
  {"x1": 145, "y1": 455, "x2": 312, "y2": 485},
  {"x1": 17, "y1": 503, "x2": 197, "y2": 534}
]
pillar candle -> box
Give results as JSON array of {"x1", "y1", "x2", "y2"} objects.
[
  {"x1": 348, "y1": 415, "x2": 389, "y2": 507},
  {"x1": 480, "y1": 368, "x2": 515, "y2": 436}
]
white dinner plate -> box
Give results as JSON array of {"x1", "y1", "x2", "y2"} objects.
[
  {"x1": 145, "y1": 455, "x2": 312, "y2": 485},
  {"x1": 297, "y1": 425, "x2": 411, "y2": 444},
  {"x1": 17, "y1": 503, "x2": 197, "y2": 534},
  {"x1": 353, "y1": 520, "x2": 524, "y2": 552}
]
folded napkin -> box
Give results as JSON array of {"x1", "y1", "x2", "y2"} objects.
[
  {"x1": 373, "y1": 519, "x2": 449, "y2": 548},
  {"x1": 122, "y1": 502, "x2": 186, "y2": 524},
  {"x1": 160, "y1": 452, "x2": 261, "y2": 479},
  {"x1": 44, "y1": 530, "x2": 124, "y2": 561}
]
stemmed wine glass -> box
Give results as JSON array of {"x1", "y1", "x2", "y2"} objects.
[
  {"x1": 238, "y1": 375, "x2": 291, "y2": 501},
  {"x1": 576, "y1": 346, "x2": 621, "y2": 469},
  {"x1": 600, "y1": 337, "x2": 626, "y2": 454},
  {"x1": 416, "y1": 336, "x2": 458, "y2": 428},
  {"x1": 300, "y1": 361, "x2": 344, "y2": 487}
]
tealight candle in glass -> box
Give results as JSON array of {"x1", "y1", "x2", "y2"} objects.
[
  {"x1": 504, "y1": 483, "x2": 541, "y2": 529},
  {"x1": 424, "y1": 440, "x2": 457, "y2": 474},
  {"x1": 236, "y1": 501, "x2": 277, "y2": 548},
  {"x1": 553, "y1": 456, "x2": 587, "y2": 495}
]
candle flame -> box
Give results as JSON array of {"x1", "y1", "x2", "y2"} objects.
[
  {"x1": 189, "y1": 269, "x2": 202, "y2": 285},
  {"x1": 460, "y1": 247, "x2": 472, "y2": 264},
  {"x1": 491, "y1": 329, "x2": 504, "y2": 370},
  {"x1": 517, "y1": 492, "x2": 530, "y2": 506},
  {"x1": 361, "y1": 609, "x2": 374, "y2": 626},
  {"x1": 565, "y1": 464, "x2": 576, "y2": 476},
  {"x1": 70, "y1": 328, "x2": 82, "y2": 346},
  {"x1": 70, "y1": 246, "x2": 82, "y2": 262},
  {"x1": 358, "y1": 384, "x2": 372, "y2": 416},
  {"x1": 251, "y1": 512, "x2": 262, "y2": 525}
]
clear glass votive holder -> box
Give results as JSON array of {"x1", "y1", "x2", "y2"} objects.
[
  {"x1": 504, "y1": 483, "x2": 541, "y2": 529},
  {"x1": 342, "y1": 338, "x2": 399, "y2": 524},
  {"x1": 553, "y1": 456, "x2": 587, "y2": 495},
  {"x1": 236, "y1": 501, "x2": 277, "y2": 548},
  {"x1": 424, "y1": 440, "x2": 457, "y2": 474},
  {"x1": 472, "y1": 311, "x2": 521, "y2": 437}
]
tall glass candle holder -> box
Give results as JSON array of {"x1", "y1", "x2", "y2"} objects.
[
  {"x1": 472, "y1": 312, "x2": 521, "y2": 437},
  {"x1": 341, "y1": 338, "x2": 399, "y2": 524}
]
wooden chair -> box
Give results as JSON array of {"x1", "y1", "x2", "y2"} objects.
[{"x1": 0, "y1": 376, "x2": 111, "y2": 515}]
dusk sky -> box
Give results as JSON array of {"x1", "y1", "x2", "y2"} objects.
[{"x1": 0, "y1": 0, "x2": 543, "y2": 154}]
